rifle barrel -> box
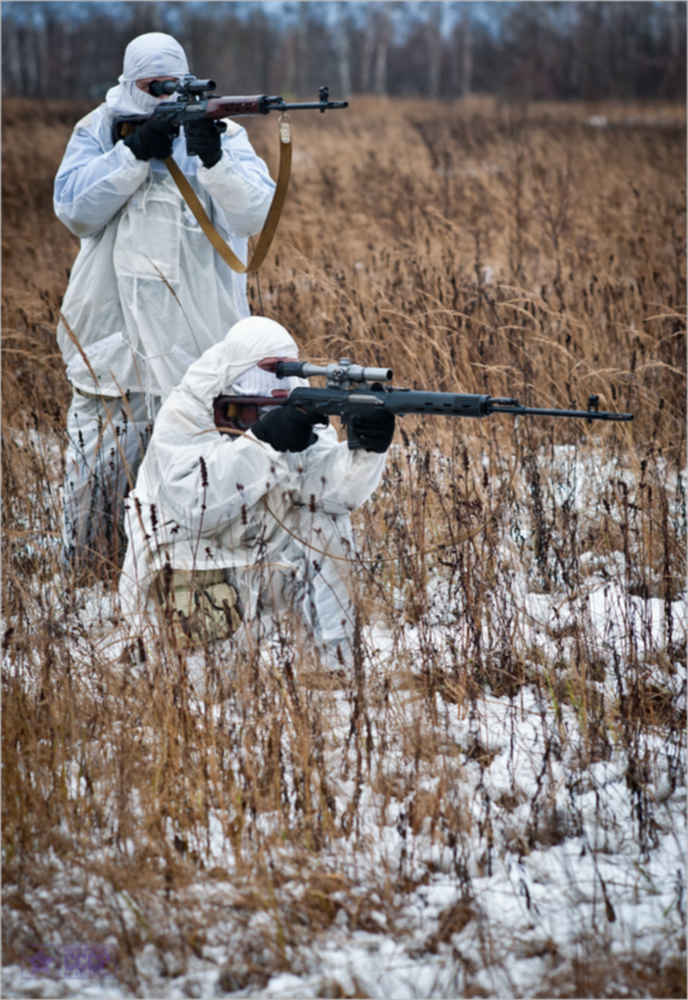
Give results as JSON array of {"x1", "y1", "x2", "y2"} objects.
[
  {"x1": 489, "y1": 402, "x2": 633, "y2": 421},
  {"x1": 279, "y1": 100, "x2": 349, "y2": 110}
]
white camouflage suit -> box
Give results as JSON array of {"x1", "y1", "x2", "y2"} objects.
[
  {"x1": 53, "y1": 32, "x2": 275, "y2": 568},
  {"x1": 119, "y1": 317, "x2": 388, "y2": 667}
]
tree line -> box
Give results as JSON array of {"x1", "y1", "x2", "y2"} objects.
[{"x1": 2, "y1": 1, "x2": 685, "y2": 103}]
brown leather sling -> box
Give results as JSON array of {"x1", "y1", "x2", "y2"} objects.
[{"x1": 163, "y1": 116, "x2": 292, "y2": 273}]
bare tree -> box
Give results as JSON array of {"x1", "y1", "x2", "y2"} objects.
[
  {"x1": 661, "y1": 1, "x2": 687, "y2": 97},
  {"x1": 1, "y1": 1, "x2": 684, "y2": 102},
  {"x1": 425, "y1": 3, "x2": 444, "y2": 99},
  {"x1": 372, "y1": 6, "x2": 393, "y2": 95},
  {"x1": 459, "y1": 7, "x2": 473, "y2": 98},
  {"x1": 333, "y1": 12, "x2": 353, "y2": 97},
  {"x1": 2, "y1": 13, "x2": 21, "y2": 96},
  {"x1": 359, "y1": 14, "x2": 376, "y2": 93}
]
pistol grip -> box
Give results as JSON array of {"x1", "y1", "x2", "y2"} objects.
[{"x1": 345, "y1": 418, "x2": 362, "y2": 451}]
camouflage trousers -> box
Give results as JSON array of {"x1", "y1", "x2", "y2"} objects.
[
  {"x1": 62, "y1": 389, "x2": 159, "y2": 573},
  {"x1": 153, "y1": 568, "x2": 242, "y2": 648}
]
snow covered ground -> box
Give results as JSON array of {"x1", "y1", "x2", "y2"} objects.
[
  {"x1": 3, "y1": 582, "x2": 685, "y2": 999},
  {"x1": 3, "y1": 444, "x2": 686, "y2": 998}
]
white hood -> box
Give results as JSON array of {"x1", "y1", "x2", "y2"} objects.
[
  {"x1": 177, "y1": 315, "x2": 303, "y2": 408},
  {"x1": 105, "y1": 32, "x2": 189, "y2": 116}
]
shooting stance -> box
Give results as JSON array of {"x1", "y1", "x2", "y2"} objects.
[
  {"x1": 118, "y1": 316, "x2": 394, "y2": 672},
  {"x1": 54, "y1": 32, "x2": 275, "y2": 572}
]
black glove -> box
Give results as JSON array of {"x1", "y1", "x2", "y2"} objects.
[
  {"x1": 123, "y1": 115, "x2": 178, "y2": 161},
  {"x1": 251, "y1": 406, "x2": 328, "y2": 453},
  {"x1": 184, "y1": 118, "x2": 226, "y2": 168},
  {"x1": 347, "y1": 408, "x2": 395, "y2": 453}
]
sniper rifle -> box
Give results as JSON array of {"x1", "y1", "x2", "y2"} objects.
[
  {"x1": 112, "y1": 75, "x2": 348, "y2": 146},
  {"x1": 214, "y1": 357, "x2": 633, "y2": 450}
]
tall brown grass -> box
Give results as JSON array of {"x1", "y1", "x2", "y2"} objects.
[{"x1": 2, "y1": 96, "x2": 685, "y2": 998}]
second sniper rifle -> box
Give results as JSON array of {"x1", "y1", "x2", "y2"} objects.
[
  {"x1": 112, "y1": 75, "x2": 348, "y2": 144},
  {"x1": 214, "y1": 358, "x2": 634, "y2": 449}
]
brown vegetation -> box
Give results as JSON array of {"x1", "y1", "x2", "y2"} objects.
[{"x1": 2, "y1": 96, "x2": 686, "y2": 998}]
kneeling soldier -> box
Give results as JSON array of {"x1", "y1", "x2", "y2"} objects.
[{"x1": 118, "y1": 316, "x2": 394, "y2": 672}]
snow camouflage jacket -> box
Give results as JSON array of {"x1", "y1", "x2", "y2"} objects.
[
  {"x1": 119, "y1": 317, "x2": 388, "y2": 651},
  {"x1": 54, "y1": 102, "x2": 275, "y2": 399}
]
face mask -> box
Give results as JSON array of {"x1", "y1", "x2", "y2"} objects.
[
  {"x1": 105, "y1": 80, "x2": 173, "y2": 118},
  {"x1": 128, "y1": 83, "x2": 171, "y2": 114},
  {"x1": 232, "y1": 364, "x2": 285, "y2": 398}
]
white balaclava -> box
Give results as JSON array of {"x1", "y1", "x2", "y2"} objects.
[
  {"x1": 229, "y1": 322, "x2": 306, "y2": 398},
  {"x1": 175, "y1": 316, "x2": 306, "y2": 412},
  {"x1": 105, "y1": 32, "x2": 189, "y2": 117},
  {"x1": 232, "y1": 364, "x2": 290, "y2": 398}
]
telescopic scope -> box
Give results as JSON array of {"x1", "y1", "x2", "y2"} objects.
[
  {"x1": 149, "y1": 76, "x2": 216, "y2": 97},
  {"x1": 275, "y1": 360, "x2": 393, "y2": 383}
]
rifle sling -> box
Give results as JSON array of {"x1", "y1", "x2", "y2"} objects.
[{"x1": 163, "y1": 116, "x2": 292, "y2": 273}]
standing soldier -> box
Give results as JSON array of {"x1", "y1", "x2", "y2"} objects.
[{"x1": 54, "y1": 32, "x2": 275, "y2": 574}]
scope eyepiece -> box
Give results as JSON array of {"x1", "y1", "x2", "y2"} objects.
[{"x1": 148, "y1": 79, "x2": 178, "y2": 97}]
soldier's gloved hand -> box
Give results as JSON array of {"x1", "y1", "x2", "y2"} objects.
[
  {"x1": 347, "y1": 408, "x2": 395, "y2": 453},
  {"x1": 184, "y1": 118, "x2": 226, "y2": 168},
  {"x1": 251, "y1": 406, "x2": 328, "y2": 453},
  {"x1": 123, "y1": 115, "x2": 178, "y2": 161}
]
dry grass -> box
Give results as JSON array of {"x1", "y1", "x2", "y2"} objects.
[{"x1": 2, "y1": 96, "x2": 686, "y2": 997}]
